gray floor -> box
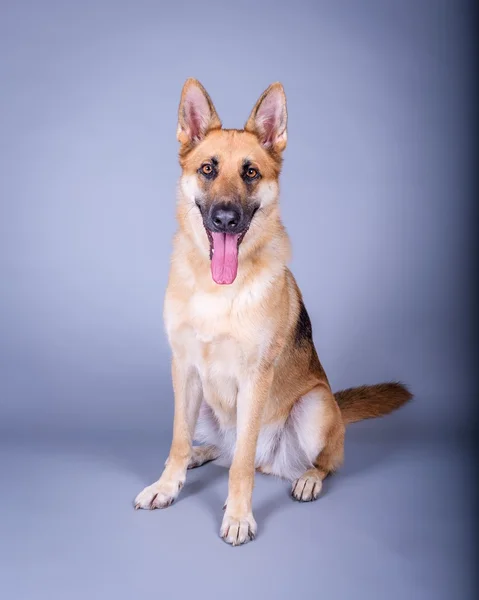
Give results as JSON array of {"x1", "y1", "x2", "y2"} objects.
[{"x1": 0, "y1": 413, "x2": 473, "y2": 600}]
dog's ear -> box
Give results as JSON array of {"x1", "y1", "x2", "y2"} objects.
[
  {"x1": 177, "y1": 78, "x2": 222, "y2": 148},
  {"x1": 244, "y1": 83, "x2": 287, "y2": 153}
]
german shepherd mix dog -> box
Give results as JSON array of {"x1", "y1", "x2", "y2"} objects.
[{"x1": 134, "y1": 79, "x2": 412, "y2": 545}]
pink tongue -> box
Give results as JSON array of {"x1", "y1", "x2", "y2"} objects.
[{"x1": 211, "y1": 233, "x2": 240, "y2": 284}]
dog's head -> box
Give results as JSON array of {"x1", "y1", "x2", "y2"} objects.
[{"x1": 176, "y1": 78, "x2": 287, "y2": 285}]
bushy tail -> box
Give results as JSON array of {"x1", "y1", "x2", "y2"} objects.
[{"x1": 334, "y1": 382, "x2": 412, "y2": 425}]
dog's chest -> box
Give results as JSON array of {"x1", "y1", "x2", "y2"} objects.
[
  {"x1": 175, "y1": 322, "x2": 245, "y2": 428},
  {"x1": 174, "y1": 305, "x2": 248, "y2": 382},
  {"x1": 166, "y1": 286, "x2": 268, "y2": 425},
  {"x1": 167, "y1": 285, "x2": 265, "y2": 359}
]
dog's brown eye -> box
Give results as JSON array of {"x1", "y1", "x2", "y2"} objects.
[
  {"x1": 201, "y1": 164, "x2": 213, "y2": 175},
  {"x1": 246, "y1": 167, "x2": 258, "y2": 179}
]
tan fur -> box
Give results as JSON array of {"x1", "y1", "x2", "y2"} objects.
[
  {"x1": 335, "y1": 382, "x2": 413, "y2": 425},
  {"x1": 134, "y1": 79, "x2": 412, "y2": 545}
]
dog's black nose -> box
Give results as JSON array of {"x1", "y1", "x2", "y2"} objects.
[{"x1": 210, "y1": 204, "x2": 242, "y2": 232}]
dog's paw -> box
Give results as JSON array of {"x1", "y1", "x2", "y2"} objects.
[
  {"x1": 291, "y1": 472, "x2": 322, "y2": 502},
  {"x1": 220, "y1": 512, "x2": 257, "y2": 546},
  {"x1": 134, "y1": 479, "x2": 183, "y2": 510}
]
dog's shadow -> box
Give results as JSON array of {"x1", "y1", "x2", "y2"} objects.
[
  {"x1": 57, "y1": 416, "x2": 412, "y2": 534},
  {"x1": 180, "y1": 427, "x2": 405, "y2": 534},
  {"x1": 179, "y1": 464, "x2": 290, "y2": 534}
]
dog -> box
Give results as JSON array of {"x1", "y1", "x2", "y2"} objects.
[{"x1": 134, "y1": 78, "x2": 412, "y2": 546}]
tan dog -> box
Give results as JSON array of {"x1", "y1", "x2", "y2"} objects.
[{"x1": 134, "y1": 79, "x2": 412, "y2": 545}]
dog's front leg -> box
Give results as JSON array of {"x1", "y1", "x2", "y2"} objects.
[
  {"x1": 220, "y1": 367, "x2": 274, "y2": 546},
  {"x1": 134, "y1": 357, "x2": 202, "y2": 510}
]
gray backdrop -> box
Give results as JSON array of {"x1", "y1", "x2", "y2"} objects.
[{"x1": 0, "y1": 1, "x2": 475, "y2": 599}]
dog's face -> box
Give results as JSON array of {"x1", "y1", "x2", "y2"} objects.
[{"x1": 176, "y1": 79, "x2": 288, "y2": 284}]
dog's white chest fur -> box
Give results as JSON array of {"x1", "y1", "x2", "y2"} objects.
[
  {"x1": 165, "y1": 288, "x2": 248, "y2": 424},
  {"x1": 166, "y1": 279, "x2": 272, "y2": 370}
]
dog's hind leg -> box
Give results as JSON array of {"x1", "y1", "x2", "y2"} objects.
[
  {"x1": 188, "y1": 445, "x2": 220, "y2": 469},
  {"x1": 290, "y1": 386, "x2": 345, "y2": 502},
  {"x1": 256, "y1": 464, "x2": 274, "y2": 475}
]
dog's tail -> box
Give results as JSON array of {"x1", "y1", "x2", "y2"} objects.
[{"x1": 334, "y1": 382, "x2": 412, "y2": 425}]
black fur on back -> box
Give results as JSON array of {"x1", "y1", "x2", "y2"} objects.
[{"x1": 295, "y1": 299, "x2": 313, "y2": 347}]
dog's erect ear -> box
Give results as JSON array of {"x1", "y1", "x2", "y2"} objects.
[
  {"x1": 244, "y1": 83, "x2": 287, "y2": 153},
  {"x1": 177, "y1": 78, "x2": 222, "y2": 148}
]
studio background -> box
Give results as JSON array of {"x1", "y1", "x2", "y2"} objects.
[{"x1": 0, "y1": 1, "x2": 475, "y2": 599}]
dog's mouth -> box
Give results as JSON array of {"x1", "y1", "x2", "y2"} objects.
[
  {"x1": 196, "y1": 201, "x2": 258, "y2": 285},
  {"x1": 204, "y1": 229, "x2": 249, "y2": 285}
]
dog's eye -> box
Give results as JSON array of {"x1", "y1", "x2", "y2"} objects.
[
  {"x1": 201, "y1": 164, "x2": 213, "y2": 175},
  {"x1": 246, "y1": 167, "x2": 258, "y2": 179}
]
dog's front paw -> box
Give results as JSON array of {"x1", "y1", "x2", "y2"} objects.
[
  {"x1": 134, "y1": 478, "x2": 183, "y2": 510},
  {"x1": 220, "y1": 511, "x2": 257, "y2": 546}
]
